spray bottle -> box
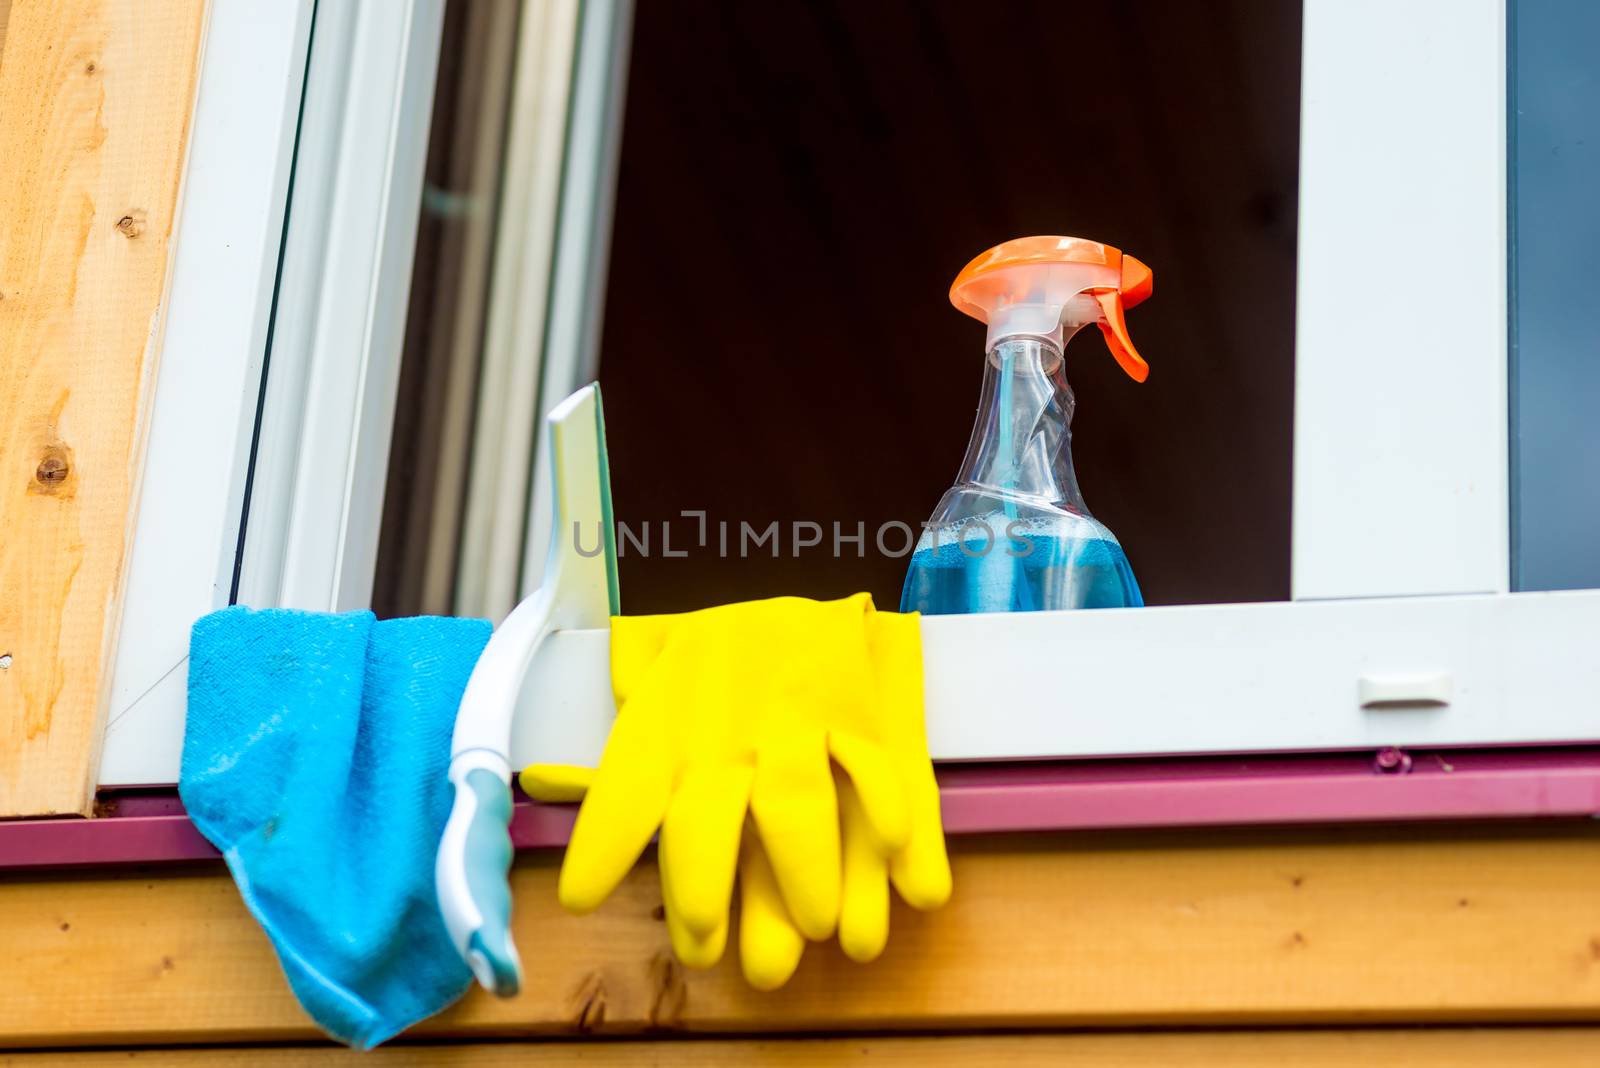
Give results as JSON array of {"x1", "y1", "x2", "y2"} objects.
[{"x1": 901, "y1": 236, "x2": 1152, "y2": 615}]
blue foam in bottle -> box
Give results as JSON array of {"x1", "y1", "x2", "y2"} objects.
[{"x1": 901, "y1": 525, "x2": 1143, "y2": 615}]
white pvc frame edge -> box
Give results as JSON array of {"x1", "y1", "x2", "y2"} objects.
[
  {"x1": 107, "y1": 587, "x2": 1600, "y2": 785},
  {"x1": 233, "y1": 0, "x2": 447, "y2": 614},
  {"x1": 511, "y1": 590, "x2": 1600, "y2": 766},
  {"x1": 100, "y1": 0, "x2": 314, "y2": 787},
  {"x1": 1293, "y1": 0, "x2": 1509, "y2": 600}
]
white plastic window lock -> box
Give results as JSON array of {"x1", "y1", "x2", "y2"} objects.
[{"x1": 1358, "y1": 672, "x2": 1454, "y2": 709}]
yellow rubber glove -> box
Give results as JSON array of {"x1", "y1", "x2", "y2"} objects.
[
  {"x1": 525, "y1": 766, "x2": 944, "y2": 987},
  {"x1": 521, "y1": 594, "x2": 950, "y2": 987}
]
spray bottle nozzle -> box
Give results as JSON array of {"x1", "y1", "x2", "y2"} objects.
[{"x1": 949, "y1": 236, "x2": 1153, "y2": 382}]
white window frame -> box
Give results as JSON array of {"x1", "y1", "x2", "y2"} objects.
[
  {"x1": 100, "y1": 0, "x2": 315, "y2": 786},
  {"x1": 1293, "y1": 0, "x2": 1509, "y2": 600},
  {"x1": 231, "y1": 0, "x2": 447, "y2": 613},
  {"x1": 101, "y1": 0, "x2": 1597, "y2": 786},
  {"x1": 102, "y1": 0, "x2": 448, "y2": 784}
]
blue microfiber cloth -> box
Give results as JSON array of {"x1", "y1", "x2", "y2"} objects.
[{"x1": 180, "y1": 606, "x2": 492, "y2": 1048}]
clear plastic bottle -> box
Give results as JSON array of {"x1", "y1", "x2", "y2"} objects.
[{"x1": 901, "y1": 236, "x2": 1153, "y2": 615}]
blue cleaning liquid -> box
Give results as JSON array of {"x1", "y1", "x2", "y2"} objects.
[{"x1": 900, "y1": 527, "x2": 1144, "y2": 615}]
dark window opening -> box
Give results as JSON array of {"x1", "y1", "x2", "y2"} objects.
[{"x1": 599, "y1": 0, "x2": 1301, "y2": 613}]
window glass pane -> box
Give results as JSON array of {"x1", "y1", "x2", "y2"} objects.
[
  {"x1": 1510, "y1": 0, "x2": 1600, "y2": 591},
  {"x1": 372, "y1": 0, "x2": 521, "y2": 618}
]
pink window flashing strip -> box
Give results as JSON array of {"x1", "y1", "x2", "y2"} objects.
[{"x1": 6, "y1": 746, "x2": 1600, "y2": 872}]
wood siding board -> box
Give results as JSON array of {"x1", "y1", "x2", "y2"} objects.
[
  {"x1": 4, "y1": 1030, "x2": 1600, "y2": 1066},
  {"x1": 0, "y1": 0, "x2": 208, "y2": 815},
  {"x1": 3, "y1": 830, "x2": 1600, "y2": 1046}
]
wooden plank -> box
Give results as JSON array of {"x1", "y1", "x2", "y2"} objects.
[
  {"x1": 5, "y1": 1030, "x2": 1600, "y2": 1066},
  {"x1": 4, "y1": 828, "x2": 1600, "y2": 1047},
  {"x1": 0, "y1": 0, "x2": 208, "y2": 815}
]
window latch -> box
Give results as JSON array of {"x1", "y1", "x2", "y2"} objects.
[{"x1": 1358, "y1": 671, "x2": 1453, "y2": 708}]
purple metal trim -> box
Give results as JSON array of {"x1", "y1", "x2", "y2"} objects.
[
  {"x1": 5, "y1": 747, "x2": 1600, "y2": 872},
  {"x1": 3, "y1": 793, "x2": 219, "y2": 870},
  {"x1": 935, "y1": 747, "x2": 1600, "y2": 833}
]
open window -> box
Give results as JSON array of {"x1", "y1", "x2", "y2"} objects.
[
  {"x1": 99, "y1": 0, "x2": 1600, "y2": 795},
  {"x1": 592, "y1": 0, "x2": 1298, "y2": 614}
]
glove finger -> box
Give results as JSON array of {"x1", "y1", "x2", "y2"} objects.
[
  {"x1": 660, "y1": 764, "x2": 755, "y2": 938},
  {"x1": 836, "y1": 771, "x2": 890, "y2": 963},
  {"x1": 519, "y1": 763, "x2": 594, "y2": 803},
  {"x1": 558, "y1": 699, "x2": 673, "y2": 914},
  {"x1": 661, "y1": 850, "x2": 728, "y2": 969},
  {"x1": 827, "y1": 731, "x2": 910, "y2": 853},
  {"x1": 738, "y1": 832, "x2": 806, "y2": 990},
  {"x1": 888, "y1": 766, "x2": 952, "y2": 911},
  {"x1": 749, "y1": 724, "x2": 840, "y2": 941}
]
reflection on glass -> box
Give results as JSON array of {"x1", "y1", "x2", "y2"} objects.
[
  {"x1": 372, "y1": 1, "x2": 522, "y2": 618},
  {"x1": 1510, "y1": 0, "x2": 1600, "y2": 591}
]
